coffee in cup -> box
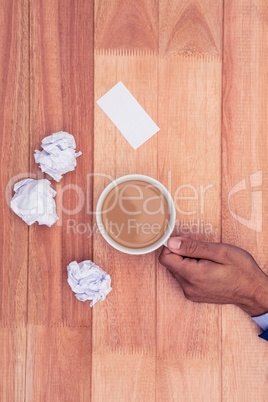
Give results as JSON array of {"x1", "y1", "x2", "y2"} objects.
[{"x1": 96, "y1": 175, "x2": 176, "y2": 255}]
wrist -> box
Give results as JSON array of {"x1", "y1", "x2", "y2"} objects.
[
  {"x1": 238, "y1": 275, "x2": 268, "y2": 316},
  {"x1": 253, "y1": 285, "x2": 268, "y2": 316}
]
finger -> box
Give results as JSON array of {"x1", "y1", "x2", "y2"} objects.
[
  {"x1": 167, "y1": 237, "x2": 227, "y2": 263},
  {"x1": 159, "y1": 246, "x2": 183, "y2": 265},
  {"x1": 159, "y1": 246, "x2": 197, "y2": 279}
]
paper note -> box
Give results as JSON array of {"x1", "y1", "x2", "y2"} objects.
[{"x1": 97, "y1": 81, "x2": 160, "y2": 150}]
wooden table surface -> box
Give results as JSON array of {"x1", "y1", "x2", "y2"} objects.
[{"x1": 1, "y1": 0, "x2": 268, "y2": 400}]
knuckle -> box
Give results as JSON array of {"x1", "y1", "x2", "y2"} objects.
[
  {"x1": 200, "y1": 242, "x2": 209, "y2": 251},
  {"x1": 240, "y1": 249, "x2": 254, "y2": 261},
  {"x1": 218, "y1": 246, "x2": 232, "y2": 261},
  {"x1": 159, "y1": 253, "x2": 176, "y2": 271},
  {"x1": 187, "y1": 240, "x2": 198, "y2": 255},
  {"x1": 220, "y1": 244, "x2": 253, "y2": 263}
]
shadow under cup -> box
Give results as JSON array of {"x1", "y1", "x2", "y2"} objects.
[{"x1": 96, "y1": 175, "x2": 176, "y2": 255}]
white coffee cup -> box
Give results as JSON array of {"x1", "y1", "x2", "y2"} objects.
[{"x1": 96, "y1": 174, "x2": 176, "y2": 255}]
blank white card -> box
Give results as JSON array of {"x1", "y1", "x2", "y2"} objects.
[{"x1": 97, "y1": 81, "x2": 160, "y2": 150}]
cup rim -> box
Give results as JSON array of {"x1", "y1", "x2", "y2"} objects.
[{"x1": 96, "y1": 174, "x2": 176, "y2": 255}]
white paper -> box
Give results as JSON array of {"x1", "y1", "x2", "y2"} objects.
[
  {"x1": 97, "y1": 81, "x2": 160, "y2": 150},
  {"x1": 34, "y1": 131, "x2": 82, "y2": 182},
  {"x1": 67, "y1": 260, "x2": 112, "y2": 307},
  {"x1": 10, "y1": 179, "x2": 58, "y2": 226}
]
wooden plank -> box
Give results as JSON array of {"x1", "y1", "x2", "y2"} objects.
[
  {"x1": 0, "y1": 0, "x2": 29, "y2": 327},
  {"x1": 95, "y1": 0, "x2": 158, "y2": 51},
  {"x1": 25, "y1": 326, "x2": 91, "y2": 401},
  {"x1": 93, "y1": 52, "x2": 158, "y2": 402},
  {"x1": 56, "y1": 0, "x2": 94, "y2": 327},
  {"x1": 0, "y1": 328, "x2": 26, "y2": 401},
  {"x1": 157, "y1": 0, "x2": 222, "y2": 400},
  {"x1": 222, "y1": 0, "x2": 268, "y2": 399},
  {"x1": 0, "y1": 0, "x2": 28, "y2": 400},
  {"x1": 159, "y1": 0, "x2": 222, "y2": 57},
  {"x1": 29, "y1": 0, "x2": 94, "y2": 326},
  {"x1": 93, "y1": 0, "x2": 158, "y2": 399},
  {"x1": 27, "y1": 0, "x2": 93, "y2": 400}
]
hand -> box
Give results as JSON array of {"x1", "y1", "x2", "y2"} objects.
[{"x1": 159, "y1": 236, "x2": 268, "y2": 316}]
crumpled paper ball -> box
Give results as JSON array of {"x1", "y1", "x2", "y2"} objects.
[
  {"x1": 34, "y1": 131, "x2": 82, "y2": 182},
  {"x1": 10, "y1": 178, "x2": 58, "y2": 226},
  {"x1": 67, "y1": 260, "x2": 112, "y2": 307}
]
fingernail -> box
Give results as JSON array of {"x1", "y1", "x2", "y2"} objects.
[{"x1": 168, "y1": 238, "x2": 182, "y2": 249}]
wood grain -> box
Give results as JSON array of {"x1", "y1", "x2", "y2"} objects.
[
  {"x1": 95, "y1": 0, "x2": 158, "y2": 51},
  {"x1": 93, "y1": 50, "x2": 158, "y2": 401},
  {"x1": 29, "y1": 0, "x2": 94, "y2": 326},
  {"x1": 1, "y1": 0, "x2": 268, "y2": 400},
  {"x1": 27, "y1": 0, "x2": 93, "y2": 400},
  {"x1": 0, "y1": 0, "x2": 28, "y2": 400},
  {"x1": 0, "y1": 0, "x2": 29, "y2": 327},
  {"x1": 25, "y1": 326, "x2": 91, "y2": 401},
  {"x1": 29, "y1": 0, "x2": 65, "y2": 326},
  {"x1": 222, "y1": 0, "x2": 268, "y2": 399},
  {"x1": 0, "y1": 328, "x2": 26, "y2": 401},
  {"x1": 159, "y1": 0, "x2": 222, "y2": 57},
  {"x1": 93, "y1": 0, "x2": 158, "y2": 398},
  {"x1": 157, "y1": 0, "x2": 222, "y2": 400}
]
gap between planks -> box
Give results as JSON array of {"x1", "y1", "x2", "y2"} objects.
[{"x1": 95, "y1": 48, "x2": 222, "y2": 62}]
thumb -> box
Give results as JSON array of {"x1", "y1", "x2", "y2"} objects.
[{"x1": 167, "y1": 236, "x2": 223, "y2": 262}]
